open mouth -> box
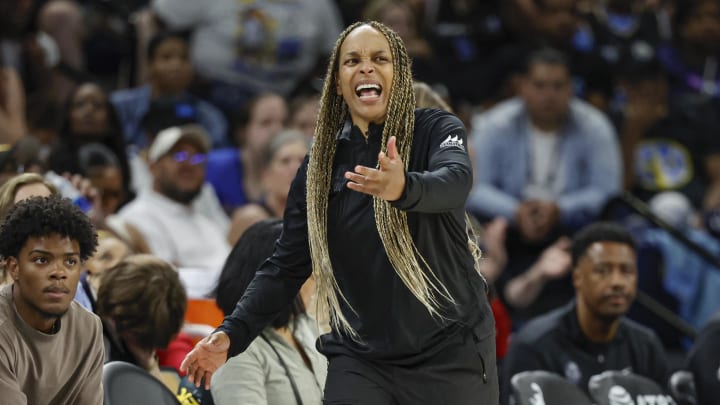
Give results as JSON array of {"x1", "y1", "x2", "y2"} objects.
[{"x1": 355, "y1": 83, "x2": 382, "y2": 101}]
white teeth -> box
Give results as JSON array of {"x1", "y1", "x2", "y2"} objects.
[{"x1": 355, "y1": 83, "x2": 381, "y2": 92}]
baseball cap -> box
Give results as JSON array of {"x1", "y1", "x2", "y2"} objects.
[{"x1": 148, "y1": 124, "x2": 211, "y2": 163}]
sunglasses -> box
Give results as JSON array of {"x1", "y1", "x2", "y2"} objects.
[{"x1": 170, "y1": 151, "x2": 207, "y2": 165}]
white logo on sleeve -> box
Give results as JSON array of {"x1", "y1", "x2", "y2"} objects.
[{"x1": 439, "y1": 134, "x2": 465, "y2": 151}]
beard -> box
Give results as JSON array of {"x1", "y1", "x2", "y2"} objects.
[{"x1": 156, "y1": 179, "x2": 202, "y2": 204}]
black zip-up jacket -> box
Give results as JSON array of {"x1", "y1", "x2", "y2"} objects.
[{"x1": 217, "y1": 108, "x2": 493, "y2": 364}]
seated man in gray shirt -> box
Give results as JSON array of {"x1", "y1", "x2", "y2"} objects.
[
  {"x1": 501, "y1": 222, "x2": 668, "y2": 404},
  {"x1": 0, "y1": 195, "x2": 103, "y2": 404}
]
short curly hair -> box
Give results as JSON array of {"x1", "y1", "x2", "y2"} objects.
[{"x1": 0, "y1": 195, "x2": 97, "y2": 260}]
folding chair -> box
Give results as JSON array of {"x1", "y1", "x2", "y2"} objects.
[
  {"x1": 588, "y1": 370, "x2": 677, "y2": 405},
  {"x1": 103, "y1": 361, "x2": 180, "y2": 405},
  {"x1": 510, "y1": 370, "x2": 593, "y2": 405}
]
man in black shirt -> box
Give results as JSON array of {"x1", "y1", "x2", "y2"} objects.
[
  {"x1": 501, "y1": 222, "x2": 668, "y2": 404},
  {"x1": 181, "y1": 21, "x2": 498, "y2": 404},
  {"x1": 686, "y1": 313, "x2": 720, "y2": 405}
]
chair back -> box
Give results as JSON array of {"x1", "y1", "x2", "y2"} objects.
[
  {"x1": 510, "y1": 370, "x2": 594, "y2": 405},
  {"x1": 588, "y1": 370, "x2": 677, "y2": 405},
  {"x1": 103, "y1": 361, "x2": 181, "y2": 405}
]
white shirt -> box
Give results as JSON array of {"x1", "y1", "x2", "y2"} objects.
[
  {"x1": 525, "y1": 125, "x2": 563, "y2": 201},
  {"x1": 116, "y1": 190, "x2": 230, "y2": 297}
]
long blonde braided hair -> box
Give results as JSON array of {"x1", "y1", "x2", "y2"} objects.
[{"x1": 307, "y1": 21, "x2": 456, "y2": 339}]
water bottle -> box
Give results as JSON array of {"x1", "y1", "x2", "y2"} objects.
[{"x1": 44, "y1": 171, "x2": 94, "y2": 215}]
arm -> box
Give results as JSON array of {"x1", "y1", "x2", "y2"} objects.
[
  {"x1": 503, "y1": 238, "x2": 571, "y2": 309},
  {"x1": 182, "y1": 159, "x2": 312, "y2": 387},
  {"x1": 0, "y1": 68, "x2": 27, "y2": 145},
  {"x1": 346, "y1": 115, "x2": 474, "y2": 212},
  {"x1": 391, "y1": 113, "x2": 474, "y2": 212},
  {"x1": 211, "y1": 351, "x2": 268, "y2": 405},
  {"x1": 75, "y1": 316, "x2": 104, "y2": 405},
  {"x1": 0, "y1": 344, "x2": 27, "y2": 404},
  {"x1": 556, "y1": 117, "x2": 622, "y2": 228}
]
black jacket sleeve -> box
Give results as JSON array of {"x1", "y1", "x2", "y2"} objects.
[
  {"x1": 215, "y1": 157, "x2": 313, "y2": 357},
  {"x1": 391, "y1": 111, "x2": 473, "y2": 213}
]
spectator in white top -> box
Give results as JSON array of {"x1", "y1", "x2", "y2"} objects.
[{"x1": 115, "y1": 125, "x2": 230, "y2": 296}]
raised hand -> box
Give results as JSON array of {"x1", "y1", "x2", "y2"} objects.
[
  {"x1": 180, "y1": 331, "x2": 231, "y2": 389},
  {"x1": 345, "y1": 136, "x2": 406, "y2": 201}
]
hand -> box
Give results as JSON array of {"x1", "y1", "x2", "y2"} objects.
[
  {"x1": 345, "y1": 136, "x2": 406, "y2": 201},
  {"x1": 535, "y1": 237, "x2": 572, "y2": 280},
  {"x1": 65, "y1": 173, "x2": 104, "y2": 223},
  {"x1": 516, "y1": 201, "x2": 543, "y2": 242},
  {"x1": 534, "y1": 200, "x2": 560, "y2": 236},
  {"x1": 180, "y1": 331, "x2": 230, "y2": 389},
  {"x1": 483, "y1": 217, "x2": 508, "y2": 268}
]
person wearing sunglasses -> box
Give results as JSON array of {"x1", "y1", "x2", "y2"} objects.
[{"x1": 115, "y1": 125, "x2": 231, "y2": 297}]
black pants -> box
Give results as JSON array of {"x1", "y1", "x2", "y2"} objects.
[{"x1": 323, "y1": 326, "x2": 499, "y2": 405}]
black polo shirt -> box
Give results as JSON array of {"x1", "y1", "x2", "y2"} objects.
[
  {"x1": 686, "y1": 316, "x2": 720, "y2": 405},
  {"x1": 501, "y1": 301, "x2": 669, "y2": 404},
  {"x1": 217, "y1": 108, "x2": 494, "y2": 364}
]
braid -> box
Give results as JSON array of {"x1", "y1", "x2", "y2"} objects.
[{"x1": 307, "y1": 21, "x2": 455, "y2": 340}]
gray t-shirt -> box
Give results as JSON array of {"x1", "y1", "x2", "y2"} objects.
[{"x1": 0, "y1": 284, "x2": 104, "y2": 404}]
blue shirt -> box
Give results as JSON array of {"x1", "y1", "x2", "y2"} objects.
[
  {"x1": 468, "y1": 97, "x2": 621, "y2": 229},
  {"x1": 205, "y1": 148, "x2": 249, "y2": 213},
  {"x1": 110, "y1": 85, "x2": 229, "y2": 148}
]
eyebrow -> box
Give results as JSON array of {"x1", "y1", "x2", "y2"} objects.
[
  {"x1": 27, "y1": 249, "x2": 80, "y2": 257},
  {"x1": 342, "y1": 50, "x2": 390, "y2": 58}
]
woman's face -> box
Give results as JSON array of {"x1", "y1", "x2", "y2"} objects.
[
  {"x1": 149, "y1": 37, "x2": 194, "y2": 94},
  {"x1": 70, "y1": 83, "x2": 110, "y2": 137},
  {"x1": 336, "y1": 25, "x2": 394, "y2": 133},
  {"x1": 85, "y1": 236, "x2": 131, "y2": 293},
  {"x1": 241, "y1": 95, "x2": 288, "y2": 153},
  {"x1": 88, "y1": 166, "x2": 125, "y2": 215},
  {"x1": 13, "y1": 183, "x2": 53, "y2": 203},
  {"x1": 263, "y1": 139, "x2": 308, "y2": 199}
]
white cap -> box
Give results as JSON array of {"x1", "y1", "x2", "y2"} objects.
[
  {"x1": 649, "y1": 191, "x2": 694, "y2": 229},
  {"x1": 148, "y1": 124, "x2": 211, "y2": 163}
]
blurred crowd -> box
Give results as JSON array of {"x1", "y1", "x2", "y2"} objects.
[{"x1": 0, "y1": 0, "x2": 719, "y2": 404}]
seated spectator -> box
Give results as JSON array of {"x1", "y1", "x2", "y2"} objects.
[
  {"x1": 0, "y1": 173, "x2": 56, "y2": 221},
  {"x1": 96, "y1": 254, "x2": 187, "y2": 390},
  {"x1": 0, "y1": 195, "x2": 103, "y2": 404},
  {"x1": 658, "y1": 0, "x2": 720, "y2": 100},
  {"x1": 115, "y1": 125, "x2": 230, "y2": 297},
  {"x1": 469, "y1": 47, "x2": 621, "y2": 320},
  {"x1": 0, "y1": 173, "x2": 57, "y2": 286},
  {"x1": 288, "y1": 93, "x2": 320, "y2": 141},
  {"x1": 211, "y1": 219, "x2": 326, "y2": 405},
  {"x1": 78, "y1": 143, "x2": 128, "y2": 215},
  {"x1": 151, "y1": 0, "x2": 342, "y2": 113},
  {"x1": 228, "y1": 130, "x2": 309, "y2": 244},
  {"x1": 617, "y1": 61, "x2": 720, "y2": 211},
  {"x1": 75, "y1": 230, "x2": 132, "y2": 312},
  {"x1": 125, "y1": 101, "x2": 231, "y2": 234},
  {"x1": 111, "y1": 31, "x2": 229, "y2": 149},
  {"x1": 206, "y1": 92, "x2": 288, "y2": 213},
  {"x1": 363, "y1": 0, "x2": 439, "y2": 85},
  {"x1": 47, "y1": 82, "x2": 132, "y2": 202},
  {"x1": 685, "y1": 312, "x2": 720, "y2": 405},
  {"x1": 0, "y1": 67, "x2": 28, "y2": 145},
  {"x1": 501, "y1": 222, "x2": 669, "y2": 404}
]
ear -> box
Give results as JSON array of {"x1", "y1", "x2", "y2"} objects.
[
  {"x1": 149, "y1": 160, "x2": 161, "y2": 178},
  {"x1": 572, "y1": 267, "x2": 582, "y2": 290},
  {"x1": 6, "y1": 257, "x2": 19, "y2": 282},
  {"x1": 335, "y1": 75, "x2": 342, "y2": 96}
]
